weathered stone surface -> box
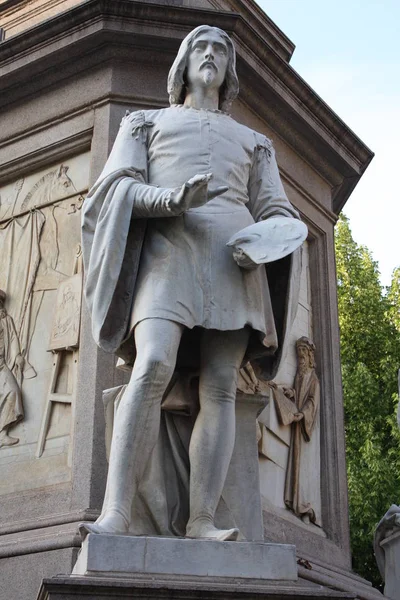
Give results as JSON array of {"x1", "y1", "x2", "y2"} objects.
[
  {"x1": 0, "y1": 547, "x2": 77, "y2": 600},
  {"x1": 72, "y1": 534, "x2": 298, "y2": 581},
  {"x1": 38, "y1": 574, "x2": 356, "y2": 600},
  {"x1": 0, "y1": 152, "x2": 89, "y2": 495}
]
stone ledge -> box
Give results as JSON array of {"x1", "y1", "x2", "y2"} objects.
[
  {"x1": 72, "y1": 535, "x2": 297, "y2": 581},
  {"x1": 38, "y1": 574, "x2": 356, "y2": 600}
]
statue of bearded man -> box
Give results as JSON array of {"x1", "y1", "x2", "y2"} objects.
[{"x1": 82, "y1": 25, "x2": 301, "y2": 541}]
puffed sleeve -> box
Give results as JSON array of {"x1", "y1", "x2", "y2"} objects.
[
  {"x1": 248, "y1": 136, "x2": 300, "y2": 222},
  {"x1": 94, "y1": 110, "x2": 177, "y2": 218},
  {"x1": 82, "y1": 110, "x2": 177, "y2": 352}
]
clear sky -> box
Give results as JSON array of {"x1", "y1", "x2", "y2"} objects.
[{"x1": 255, "y1": 0, "x2": 400, "y2": 287}]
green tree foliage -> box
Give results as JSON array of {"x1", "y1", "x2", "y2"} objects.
[
  {"x1": 387, "y1": 267, "x2": 400, "y2": 333},
  {"x1": 335, "y1": 214, "x2": 400, "y2": 588}
]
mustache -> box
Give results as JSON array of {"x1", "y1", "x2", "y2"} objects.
[{"x1": 200, "y1": 60, "x2": 218, "y2": 71}]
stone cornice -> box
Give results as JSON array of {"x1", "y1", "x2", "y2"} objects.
[
  {"x1": 211, "y1": 0, "x2": 295, "y2": 62},
  {"x1": 0, "y1": 0, "x2": 373, "y2": 213}
]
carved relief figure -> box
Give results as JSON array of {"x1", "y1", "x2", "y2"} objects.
[
  {"x1": 0, "y1": 164, "x2": 81, "y2": 395},
  {"x1": 0, "y1": 290, "x2": 25, "y2": 449},
  {"x1": 0, "y1": 178, "x2": 24, "y2": 220},
  {"x1": 20, "y1": 165, "x2": 73, "y2": 213},
  {"x1": 82, "y1": 26, "x2": 302, "y2": 540},
  {"x1": 274, "y1": 336, "x2": 320, "y2": 523}
]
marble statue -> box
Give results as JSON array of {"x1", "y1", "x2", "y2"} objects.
[
  {"x1": 273, "y1": 337, "x2": 320, "y2": 524},
  {"x1": 0, "y1": 290, "x2": 25, "y2": 448},
  {"x1": 81, "y1": 25, "x2": 302, "y2": 541}
]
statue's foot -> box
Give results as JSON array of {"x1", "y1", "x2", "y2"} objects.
[
  {"x1": 0, "y1": 434, "x2": 19, "y2": 448},
  {"x1": 186, "y1": 521, "x2": 239, "y2": 541},
  {"x1": 79, "y1": 511, "x2": 129, "y2": 540}
]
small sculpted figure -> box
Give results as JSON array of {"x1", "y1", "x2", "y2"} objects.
[
  {"x1": 0, "y1": 290, "x2": 25, "y2": 449},
  {"x1": 82, "y1": 26, "x2": 301, "y2": 540},
  {"x1": 273, "y1": 337, "x2": 320, "y2": 524}
]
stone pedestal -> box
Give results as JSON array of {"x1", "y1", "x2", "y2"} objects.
[
  {"x1": 39, "y1": 535, "x2": 355, "y2": 600},
  {"x1": 72, "y1": 535, "x2": 297, "y2": 581},
  {"x1": 38, "y1": 575, "x2": 356, "y2": 600},
  {"x1": 380, "y1": 529, "x2": 400, "y2": 600}
]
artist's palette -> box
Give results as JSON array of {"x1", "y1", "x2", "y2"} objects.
[{"x1": 227, "y1": 217, "x2": 308, "y2": 264}]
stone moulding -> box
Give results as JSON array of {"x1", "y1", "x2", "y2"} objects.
[
  {"x1": 0, "y1": 0, "x2": 373, "y2": 214},
  {"x1": 38, "y1": 575, "x2": 356, "y2": 600}
]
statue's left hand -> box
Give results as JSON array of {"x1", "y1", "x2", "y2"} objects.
[
  {"x1": 232, "y1": 247, "x2": 259, "y2": 270},
  {"x1": 293, "y1": 412, "x2": 304, "y2": 422}
]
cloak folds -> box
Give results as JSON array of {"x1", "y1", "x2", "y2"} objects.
[
  {"x1": 82, "y1": 109, "x2": 302, "y2": 380},
  {"x1": 0, "y1": 314, "x2": 24, "y2": 433}
]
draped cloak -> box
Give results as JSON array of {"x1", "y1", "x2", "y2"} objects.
[
  {"x1": 0, "y1": 313, "x2": 23, "y2": 434},
  {"x1": 81, "y1": 106, "x2": 303, "y2": 536},
  {"x1": 284, "y1": 367, "x2": 321, "y2": 524}
]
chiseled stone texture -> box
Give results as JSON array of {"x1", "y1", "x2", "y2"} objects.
[
  {"x1": 0, "y1": 547, "x2": 77, "y2": 600},
  {"x1": 72, "y1": 534, "x2": 297, "y2": 581},
  {"x1": 38, "y1": 575, "x2": 356, "y2": 600}
]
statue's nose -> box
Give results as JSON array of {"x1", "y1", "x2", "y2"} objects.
[{"x1": 205, "y1": 45, "x2": 214, "y2": 60}]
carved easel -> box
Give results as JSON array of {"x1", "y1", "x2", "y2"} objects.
[{"x1": 35, "y1": 247, "x2": 82, "y2": 463}]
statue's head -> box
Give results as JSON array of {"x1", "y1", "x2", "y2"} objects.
[
  {"x1": 167, "y1": 25, "x2": 239, "y2": 113},
  {"x1": 296, "y1": 337, "x2": 316, "y2": 369}
]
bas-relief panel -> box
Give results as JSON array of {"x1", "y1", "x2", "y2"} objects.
[
  {"x1": 258, "y1": 242, "x2": 324, "y2": 533},
  {"x1": 0, "y1": 153, "x2": 89, "y2": 495}
]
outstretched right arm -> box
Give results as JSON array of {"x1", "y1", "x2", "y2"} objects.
[{"x1": 94, "y1": 111, "x2": 226, "y2": 218}]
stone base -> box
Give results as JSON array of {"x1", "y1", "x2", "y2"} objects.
[
  {"x1": 72, "y1": 534, "x2": 297, "y2": 581},
  {"x1": 38, "y1": 574, "x2": 356, "y2": 600}
]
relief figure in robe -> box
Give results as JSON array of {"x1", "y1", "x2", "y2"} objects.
[
  {"x1": 278, "y1": 337, "x2": 320, "y2": 524},
  {"x1": 0, "y1": 290, "x2": 25, "y2": 449},
  {"x1": 82, "y1": 26, "x2": 302, "y2": 540}
]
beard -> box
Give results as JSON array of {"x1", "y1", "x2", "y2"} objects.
[
  {"x1": 298, "y1": 358, "x2": 309, "y2": 375},
  {"x1": 201, "y1": 65, "x2": 216, "y2": 86}
]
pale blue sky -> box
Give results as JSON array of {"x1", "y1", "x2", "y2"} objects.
[{"x1": 255, "y1": 0, "x2": 400, "y2": 287}]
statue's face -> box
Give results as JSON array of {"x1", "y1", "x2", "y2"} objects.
[
  {"x1": 186, "y1": 29, "x2": 229, "y2": 94},
  {"x1": 297, "y1": 345, "x2": 309, "y2": 367}
]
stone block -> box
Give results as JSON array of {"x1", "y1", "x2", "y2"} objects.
[
  {"x1": 259, "y1": 457, "x2": 287, "y2": 509},
  {"x1": 38, "y1": 574, "x2": 357, "y2": 600},
  {"x1": 72, "y1": 534, "x2": 298, "y2": 581}
]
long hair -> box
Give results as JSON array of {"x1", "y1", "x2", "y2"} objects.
[
  {"x1": 167, "y1": 25, "x2": 239, "y2": 113},
  {"x1": 296, "y1": 336, "x2": 316, "y2": 369}
]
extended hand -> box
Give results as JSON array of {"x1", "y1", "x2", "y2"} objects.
[
  {"x1": 232, "y1": 246, "x2": 259, "y2": 270},
  {"x1": 169, "y1": 173, "x2": 228, "y2": 214},
  {"x1": 293, "y1": 412, "x2": 304, "y2": 422}
]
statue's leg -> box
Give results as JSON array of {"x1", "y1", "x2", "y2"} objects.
[
  {"x1": 84, "y1": 318, "x2": 184, "y2": 536},
  {"x1": 186, "y1": 327, "x2": 250, "y2": 541}
]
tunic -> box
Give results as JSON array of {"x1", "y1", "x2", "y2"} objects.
[
  {"x1": 82, "y1": 105, "x2": 301, "y2": 376},
  {"x1": 127, "y1": 106, "x2": 299, "y2": 348}
]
